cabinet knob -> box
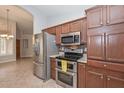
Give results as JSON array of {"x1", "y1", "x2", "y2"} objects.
[
  {"x1": 104, "y1": 65, "x2": 107, "y2": 67},
  {"x1": 107, "y1": 78, "x2": 110, "y2": 80},
  {"x1": 100, "y1": 75, "x2": 103, "y2": 79},
  {"x1": 107, "y1": 20, "x2": 110, "y2": 24}
]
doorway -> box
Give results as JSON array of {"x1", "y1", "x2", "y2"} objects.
[{"x1": 16, "y1": 39, "x2": 20, "y2": 59}]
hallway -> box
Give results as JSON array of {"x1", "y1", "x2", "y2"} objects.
[{"x1": 0, "y1": 58, "x2": 61, "y2": 88}]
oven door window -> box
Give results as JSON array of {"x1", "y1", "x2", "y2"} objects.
[
  {"x1": 61, "y1": 36, "x2": 74, "y2": 44},
  {"x1": 58, "y1": 71, "x2": 73, "y2": 86},
  {"x1": 57, "y1": 62, "x2": 74, "y2": 71},
  {"x1": 67, "y1": 63, "x2": 73, "y2": 70}
]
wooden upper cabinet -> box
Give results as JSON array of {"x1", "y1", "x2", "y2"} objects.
[
  {"x1": 105, "y1": 29, "x2": 124, "y2": 63},
  {"x1": 70, "y1": 20, "x2": 81, "y2": 32},
  {"x1": 55, "y1": 26, "x2": 62, "y2": 45},
  {"x1": 86, "y1": 66, "x2": 105, "y2": 88},
  {"x1": 87, "y1": 32, "x2": 105, "y2": 60},
  {"x1": 106, "y1": 5, "x2": 124, "y2": 25},
  {"x1": 78, "y1": 63, "x2": 86, "y2": 88},
  {"x1": 47, "y1": 27, "x2": 56, "y2": 35},
  {"x1": 86, "y1": 6, "x2": 104, "y2": 29},
  {"x1": 81, "y1": 18, "x2": 87, "y2": 44},
  {"x1": 62, "y1": 23, "x2": 70, "y2": 34}
]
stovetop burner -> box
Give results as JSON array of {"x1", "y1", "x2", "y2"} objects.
[{"x1": 56, "y1": 52, "x2": 83, "y2": 62}]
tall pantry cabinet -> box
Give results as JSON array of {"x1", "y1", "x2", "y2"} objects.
[{"x1": 86, "y1": 5, "x2": 124, "y2": 88}]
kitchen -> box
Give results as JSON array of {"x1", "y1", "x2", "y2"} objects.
[
  {"x1": 33, "y1": 5, "x2": 124, "y2": 88},
  {"x1": 0, "y1": 5, "x2": 124, "y2": 88}
]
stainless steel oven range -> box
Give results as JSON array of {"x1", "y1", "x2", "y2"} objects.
[
  {"x1": 56, "y1": 59, "x2": 77, "y2": 88},
  {"x1": 55, "y1": 50, "x2": 83, "y2": 88}
]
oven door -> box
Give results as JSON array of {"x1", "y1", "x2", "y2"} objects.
[
  {"x1": 56, "y1": 68, "x2": 77, "y2": 88},
  {"x1": 56, "y1": 59, "x2": 77, "y2": 72},
  {"x1": 61, "y1": 36, "x2": 74, "y2": 45}
]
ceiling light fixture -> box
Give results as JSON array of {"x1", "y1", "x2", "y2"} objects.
[{"x1": 0, "y1": 9, "x2": 14, "y2": 39}]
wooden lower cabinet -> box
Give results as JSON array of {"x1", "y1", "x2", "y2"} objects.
[
  {"x1": 84, "y1": 60, "x2": 124, "y2": 88},
  {"x1": 106, "y1": 70, "x2": 124, "y2": 88},
  {"x1": 50, "y1": 58, "x2": 56, "y2": 80},
  {"x1": 86, "y1": 66, "x2": 105, "y2": 88},
  {"x1": 78, "y1": 63, "x2": 86, "y2": 88}
]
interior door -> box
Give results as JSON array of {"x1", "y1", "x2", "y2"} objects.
[
  {"x1": 16, "y1": 39, "x2": 20, "y2": 59},
  {"x1": 87, "y1": 31, "x2": 105, "y2": 60}
]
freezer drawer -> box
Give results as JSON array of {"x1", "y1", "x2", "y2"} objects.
[{"x1": 33, "y1": 62, "x2": 44, "y2": 80}]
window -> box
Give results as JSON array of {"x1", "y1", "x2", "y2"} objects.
[
  {"x1": 23, "y1": 39, "x2": 28, "y2": 48},
  {"x1": 0, "y1": 37, "x2": 14, "y2": 56}
]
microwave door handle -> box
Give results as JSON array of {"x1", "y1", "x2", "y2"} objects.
[
  {"x1": 73, "y1": 35, "x2": 75, "y2": 43},
  {"x1": 56, "y1": 68, "x2": 75, "y2": 76}
]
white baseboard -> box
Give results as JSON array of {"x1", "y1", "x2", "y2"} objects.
[{"x1": 0, "y1": 58, "x2": 16, "y2": 64}]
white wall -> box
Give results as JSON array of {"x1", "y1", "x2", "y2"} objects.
[
  {"x1": 20, "y1": 5, "x2": 95, "y2": 32},
  {"x1": 20, "y1": 34, "x2": 33, "y2": 57},
  {"x1": 46, "y1": 13, "x2": 84, "y2": 27},
  {"x1": 20, "y1": 5, "x2": 47, "y2": 34},
  {"x1": 46, "y1": 5, "x2": 95, "y2": 28},
  {"x1": 20, "y1": 6, "x2": 48, "y2": 58}
]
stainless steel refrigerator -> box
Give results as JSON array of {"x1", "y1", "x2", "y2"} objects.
[{"x1": 33, "y1": 32, "x2": 58, "y2": 81}]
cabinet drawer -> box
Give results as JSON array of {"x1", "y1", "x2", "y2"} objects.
[
  {"x1": 106, "y1": 62, "x2": 124, "y2": 73},
  {"x1": 87, "y1": 60, "x2": 107, "y2": 69},
  {"x1": 106, "y1": 70, "x2": 124, "y2": 88}
]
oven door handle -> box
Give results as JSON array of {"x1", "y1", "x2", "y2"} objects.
[{"x1": 56, "y1": 68, "x2": 75, "y2": 76}]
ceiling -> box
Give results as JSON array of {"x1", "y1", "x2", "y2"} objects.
[
  {"x1": 33, "y1": 5, "x2": 94, "y2": 18},
  {"x1": 0, "y1": 5, "x2": 94, "y2": 35},
  {"x1": 0, "y1": 5, "x2": 33, "y2": 35}
]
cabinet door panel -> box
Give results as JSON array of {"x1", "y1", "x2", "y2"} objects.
[
  {"x1": 107, "y1": 76, "x2": 124, "y2": 88},
  {"x1": 86, "y1": 67, "x2": 104, "y2": 88},
  {"x1": 107, "y1": 5, "x2": 124, "y2": 25},
  {"x1": 51, "y1": 69, "x2": 56, "y2": 80},
  {"x1": 70, "y1": 20, "x2": 81, "y2": 32},
  {"x1": 106, "y1": 30, "x2": 124, "y2": 63},
  {"x1": 62, "y1": 23, "x2": 69, "y2": 34},
  {"x1": 106, "y1": 70, "x2": 124, "y2": 88},
  {"x1": 78, "y1": 63, "x2": 86, "y2": 88},
  {"x1": 81, "y1": 19, "x2": 87, "y2": 44},
  {"x1": 87, "y1": 32, "x2": 105, "y2": 60},
  {"x1": 87, "y1": 6, "x2": 103, "y2": 28},
  {"x1": 50, "y1": 58, "x2": 56, "y2": 80},
  {"x1": 55, "y1": 26, "x2": 61, "y2": 45},
  {"x1": 47, "y1": 27, "x2": 56, "y2": 35}
]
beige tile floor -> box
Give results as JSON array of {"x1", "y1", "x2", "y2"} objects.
[{"x1": 0, "y1": 58, "x2": 62, "y2": 88}]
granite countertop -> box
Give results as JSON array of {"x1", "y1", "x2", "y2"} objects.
[
  {"x1": 77, "y1": 54, "x2": 87, "y2": 64},
  {"x1": 50, "y1": 54, "x2": 87, "y2": 64},
  {"x1": 49, "y1": 54, "x2": 60, "y2": 58}
]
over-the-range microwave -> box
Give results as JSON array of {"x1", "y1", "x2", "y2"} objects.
[{"x1": 61, "y1": 32, "x2": 80, "y2": 46}]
